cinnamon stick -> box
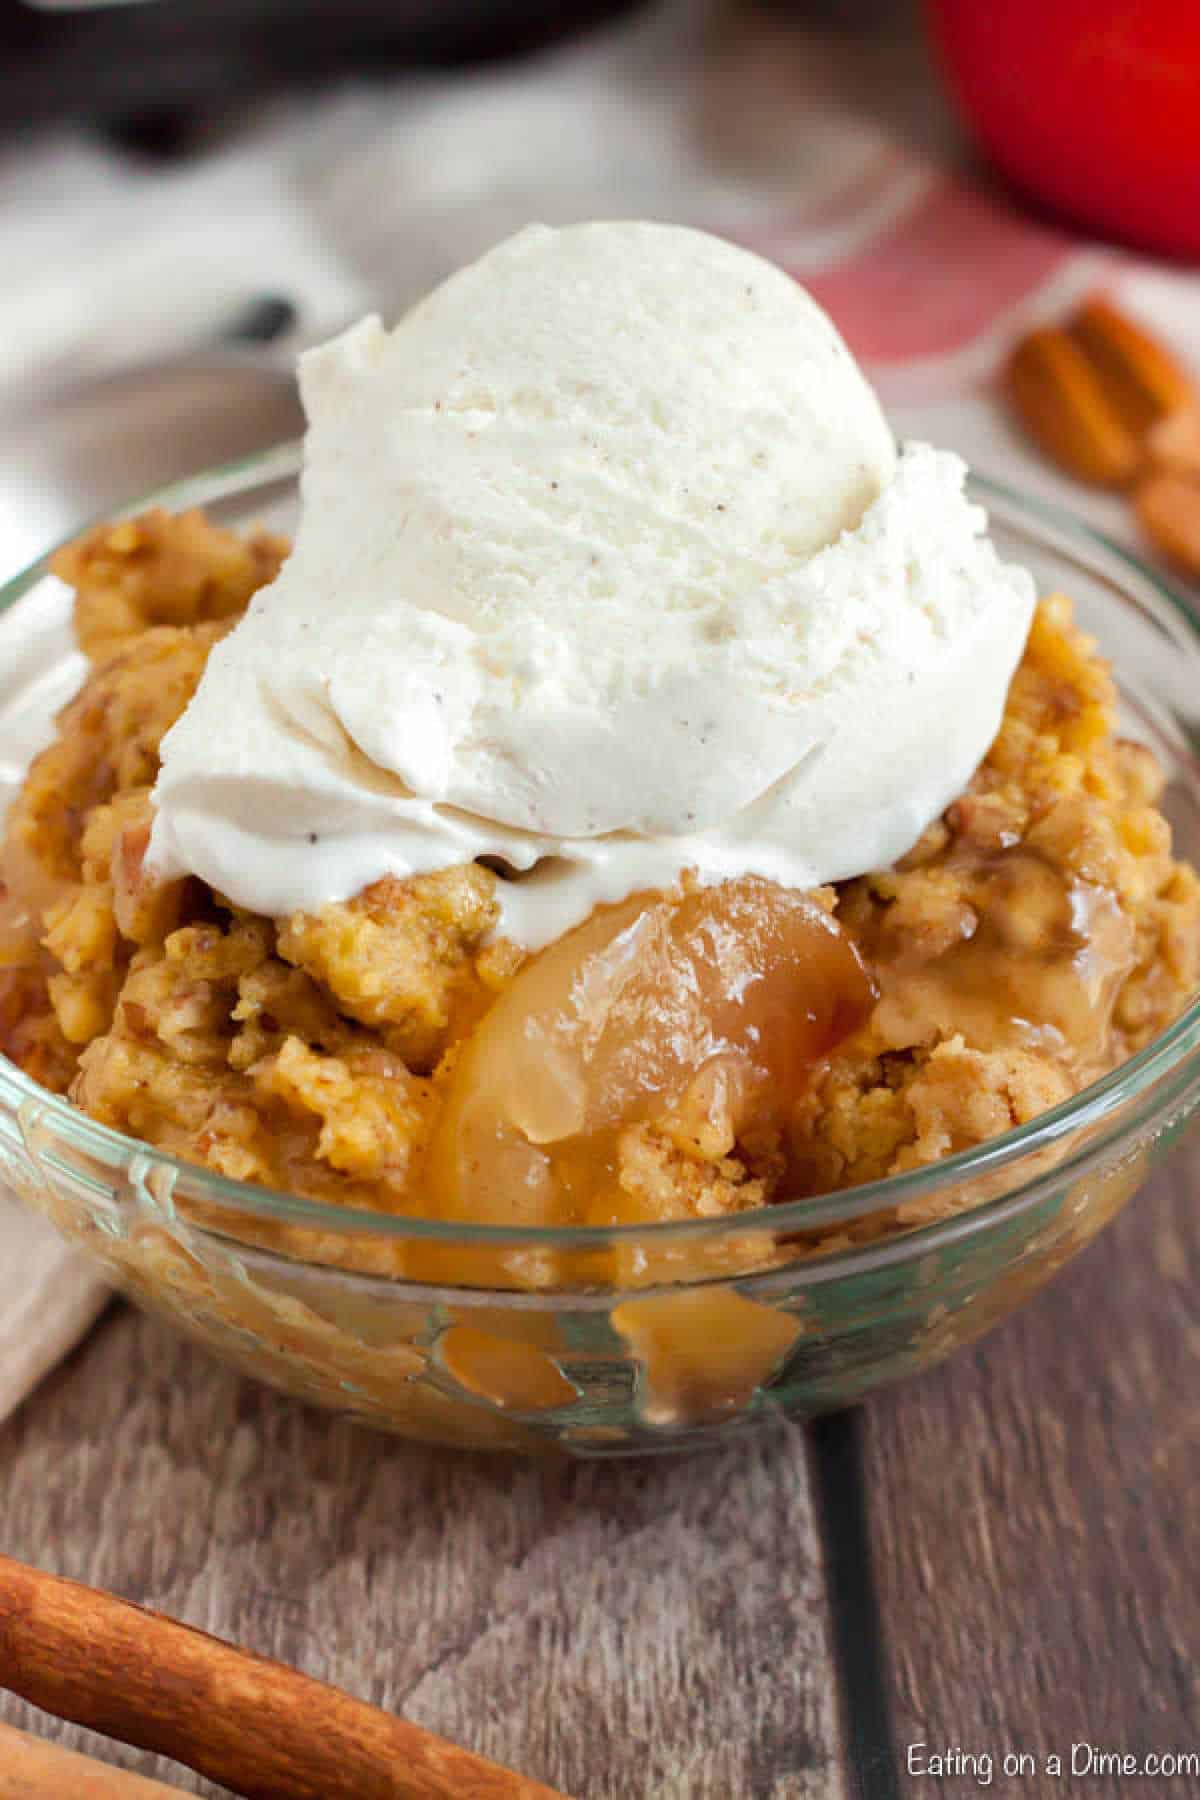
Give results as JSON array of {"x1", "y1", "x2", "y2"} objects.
[
  {"x1": 0, "y1": 1555, "x2": 568, "y2": 1800},
  {"x1": 0, "y1": 1719, "x2": 189, "y2": 1797}
]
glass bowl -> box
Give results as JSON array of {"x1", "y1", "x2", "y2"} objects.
[{"x1": 2, "y1": 445, "x2": 1199, "y2": 1456}]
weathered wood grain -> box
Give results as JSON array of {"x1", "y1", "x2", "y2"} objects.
[
  {"x1": 863, "y1": 1151, "x2": 1200, "y2": 1799},
  {"x1": 0, "y1": 1306, "x2": 846, "y2": 1800}
]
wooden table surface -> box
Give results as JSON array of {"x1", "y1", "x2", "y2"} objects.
[{"x1": 1, "y1": 1142, "x2": 1197, "y2": 1800}]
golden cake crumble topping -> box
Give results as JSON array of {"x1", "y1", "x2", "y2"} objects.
[{"x1": 1, "y1": 510, "x2": 1198, "y2": 1269}]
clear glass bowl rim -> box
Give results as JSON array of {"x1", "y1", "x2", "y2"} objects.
[{"x1": 2, "y1": 441, "x2": 1199, "y2": 1264}]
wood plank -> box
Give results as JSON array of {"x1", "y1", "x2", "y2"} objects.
[
  {"x1": 0, "y1": 1305, "x2": 847, "y2": 1800},
  {"x1": 862, "y1": 1150, "x2": 1200, "y2": 1799}
]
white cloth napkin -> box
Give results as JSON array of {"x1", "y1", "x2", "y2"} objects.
[
  {"x1": 0, "y1": 1205, "x2": 109, "y2": 1426},
  {"x1": 3, "y1": 0, "x2": 1198, "y2": 1424}
]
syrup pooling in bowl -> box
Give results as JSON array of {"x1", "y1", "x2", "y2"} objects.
[{"x1": 425, "y1": 877, "x2": 875, "y2": 1228}]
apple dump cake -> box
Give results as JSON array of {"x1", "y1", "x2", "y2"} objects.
[
  {"x1": 1, "y1": 223, "x2": 1198, "y2": 1280},
  {"x1": 1, "y1": 512, "x2": 1195, "y2": 1262}
]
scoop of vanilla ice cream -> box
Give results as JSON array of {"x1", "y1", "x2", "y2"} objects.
[{"x1": 149, "y1": 220, "x2": 1034, "y2": 946}]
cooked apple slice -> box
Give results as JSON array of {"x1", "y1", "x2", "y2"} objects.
[{"x1": 426, "y1": 877, "x2": 873, "y2": 1227}]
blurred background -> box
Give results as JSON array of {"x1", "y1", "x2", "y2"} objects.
[{"x1": 3, "y1": 0, "x2": 1198, "y2": 578}]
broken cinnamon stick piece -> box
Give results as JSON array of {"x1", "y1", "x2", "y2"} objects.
[
  {"x1": 0, "y1": 1719, "x2": 190, "y2": 1798},
  {"x1": 0, "y1": 1555, "x2": 568, "y2": 1800}
]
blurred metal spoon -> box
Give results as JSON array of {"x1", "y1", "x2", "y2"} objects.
[{"x1": 0, "y1": 292, "x2": 304, "y2": 582}]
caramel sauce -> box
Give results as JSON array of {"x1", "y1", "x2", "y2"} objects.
[
  {"x1": 863, "y1": 849, "x2": 1138, "y2": 1086},
  {"x1": 436, "y1": 1324, "x2": 579, "y2": 1412},
  {"x1": 611, "y1": 1289, "x2": 803, "y2": 1425}
]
